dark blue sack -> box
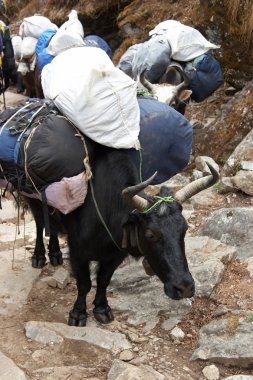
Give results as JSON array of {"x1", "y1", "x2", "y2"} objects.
[
  {"x1": 84, "y1": 35, "x2": 112, "y2": 59},
  {"x1": 36, "y1": 28, "x2": 56, "y2": 73},
  {"x1": 129, "y1": 96, "x2": 193, "y2": 184},
  {"x1": 184, "y1": 52, "x2": 224, "y2": 102}
]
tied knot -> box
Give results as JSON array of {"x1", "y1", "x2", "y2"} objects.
[{"x1": 142, "y1": 195, "x2": 175, "y2": 214}]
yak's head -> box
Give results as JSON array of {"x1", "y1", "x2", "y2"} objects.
[
  {"x1": 139, "y1": 66, "x2": 192, "y2": 114},
  {"x1": 122, "y1": 163, "x2": 219, "y2": 300}
]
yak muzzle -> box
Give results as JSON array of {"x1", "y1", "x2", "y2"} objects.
[{"x1": 164, "y1": 276, "x2": 195, "y2": 300}]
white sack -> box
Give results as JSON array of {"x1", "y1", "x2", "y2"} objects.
[
  {"x1": 12, "y1": 35, "x2": 22, "y2": 60},
  {"x1": 149, "y1": 20, "x2": 220, "y2": 62},
  {"x1": 47, "y1": 31, "x2": 85, "y2": 56},
  {"x1": 58, "y1": 10, "x2": 84, "y2": 37},
  {"x1": 19, "y1": 15, "x2": 58, "y2": 39},
  {"x1": 42, "y1": 46, "x2": 140, "y2": 149},
  {"x1": 20, "y1": 36, "x2": 38, "y2": 59}
]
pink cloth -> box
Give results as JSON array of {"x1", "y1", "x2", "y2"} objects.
[
  {"x1": 0, "y1": 179, "x2": 8, "y2": 189},
  {"x1": 1, "y1": 172, "x2": 88, "y2": 214},
  {"x1": 45, "y1": 171, "x2": 88, "y2": 214}
]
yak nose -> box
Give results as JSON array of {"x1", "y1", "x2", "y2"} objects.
[{"x1": 174, "y1": 278, "x2": 195, "y2": 299}]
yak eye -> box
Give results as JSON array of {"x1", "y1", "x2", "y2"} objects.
[{"x1": 145, "y1": 229, "x2": 157, "y2": 241}]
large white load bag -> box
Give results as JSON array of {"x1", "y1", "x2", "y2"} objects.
[
  {"x1": 42, "y1": 46, "x2": 140, "y2": 149},
  {"x1": 12, "y1": 35, "x2": 22, "y2": 60},
  {"x1": 149, "y1": 20, "x2": 220, "y2": 62},
  {"x1": 20, "y1": 36, "x2": 38, "y2": 59},
  {"x1": 58, "y1": 10, "x2": 84, "y2": 37},
  {"x1": 47, "y1": 31, "x2": 85, "y2": 56},
  {"x1": 19, "y1": 15, "x2": 58, "y2": 39}
]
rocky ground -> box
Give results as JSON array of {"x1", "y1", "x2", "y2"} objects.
[{"x1": 1, "y1": 90, "x2": 253, "y2": 380}]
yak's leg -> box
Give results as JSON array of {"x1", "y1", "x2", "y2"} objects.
[
  {"x1": 68, "y1": 260, "x2": 91, "y2": 327},
  {"x1": 93, "y1": 255, "x2": 126, "y2": 324},
  {"x1": 29, "y1": 200, "x2": 47, "y2": 268},
  {"x1": 32, "y1": 222, "x2": 46, "y2": 268},
  {"x1": 48, "y1": 232, "x2": 63, "y2": 266}
]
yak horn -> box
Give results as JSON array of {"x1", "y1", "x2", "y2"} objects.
[
  {"x1": 172, "y1": 65, "x2": 189, "y2": 86},
  {"x1": 174, "y1": 80, "x2": 187, "y2": 94},
  {"x1": 169, "y1": 65, "x2": 189, "y2": 94},
  {"x1": 174, "y1": 162, "x2": 219, "y2": 204},
  {"x1": 140, "y1": 70, "x2": 154, "y2": 92},
  {"x1": 122, "y1": 172, "x2": 157, "y2": 211}
]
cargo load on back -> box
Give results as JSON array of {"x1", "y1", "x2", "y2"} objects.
[{"x1": 42, "y1": 46, "x2": 140, "y2": 150}]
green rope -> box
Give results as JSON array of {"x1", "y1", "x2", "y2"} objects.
[
  {"x1": 142, "y1": 195, "x2": 175, "y2": 214},
  {"x1": 137, "y1": 89, "x2": 158, "y2": 100},
  {"x1": 89, "y1": 178, "x2": 122, "y2": 251}
]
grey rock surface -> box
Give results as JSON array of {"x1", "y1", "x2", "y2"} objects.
[
  {"x1": 0, "y1": 248, "x2": 41, "y2": 315},
  {"x1": 192, "y1": 317, "x2": 253, "y2": 367},
  {"x1": 0, "y1": 351, "x2": 27, "y2": 380},
  {"x1": 198, "y1": 207, "x2": 253, "y2": 260},
  {"x1": 25, "y1": 321, "x2": 132, "y2": 353}
]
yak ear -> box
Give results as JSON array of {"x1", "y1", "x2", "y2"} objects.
[
  {"x1": 122, "y1": 226, "x2": 137, "y2": 248},
  {"x1": 179, "y1": 89, "x2": 192, "y2": 102}
]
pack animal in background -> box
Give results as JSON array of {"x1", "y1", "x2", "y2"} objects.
[
  {"x1": 16, "y1": 16, "x2": 58, "y2": 79},
  {"x1": 119, "y1": 19, "x2": 223, "y2": 102}
]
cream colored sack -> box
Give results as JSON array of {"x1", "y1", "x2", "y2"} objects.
[
  {"x1": 42, "y1": 46, "x2": 140, "y2": 149},
  {"x1": 149, "y1": 20, "x2": 220, "y2": 62}
]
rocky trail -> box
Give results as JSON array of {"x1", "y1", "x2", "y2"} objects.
[{"x1": 1, "y1": 88, "x2": 253, "y2": 380}]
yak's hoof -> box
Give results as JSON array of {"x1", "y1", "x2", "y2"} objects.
[
  {"x1": 49, "y1": 251, "x2": 63, "y2": 266},
  {"x1": 68, "y1": 309, "x2": 87, "y2": 327},
  {"x1": 93, "y1": 305, "x2": 114, "y2": 324},
  {"x1": 31, "y1": 255, "x2": 47, "y2": 269}
]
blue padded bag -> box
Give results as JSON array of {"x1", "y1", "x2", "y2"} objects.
[
  {"x1": 128, "y1": 96, "x2": 193, "y2": 184},
  {"x1": 36, "y1": 28, "x2": 56, "y2": 73},
  {"x1": 0, "y1": 107, "x2": 20, "y2": 163},
  {"x1": 83, "y1": 35, "x2": 112, "y2": 59},
  {"x1": 184, "y1": 52, "x2": 224, "y2": 102}
]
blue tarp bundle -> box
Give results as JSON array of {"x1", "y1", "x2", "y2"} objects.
[
  {"x1": 36, "y1": 28, "x2": 56, "y2": 73},
  {"x1": 36, "y1": 31, "x2": 112, "y2": 73},
  {"x1": 129, "y1": 96, "x2": 193, "y2": 184},
  {"x1": 184, "y1": 52, "x2": 224, "y2": 102},
  {"x1": 83, "y1": 35, "x2": 112, "y2": 58}
]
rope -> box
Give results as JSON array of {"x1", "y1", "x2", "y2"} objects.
[
  {"x1": 142, "y1": 195, "x2": 175, "y2": 214},
  {"x1": 137, "y1": 89, "x2": 158, "y2": 100},
  {"x1": 89, "y1": 178, "x2": 122, "y2": 251},
  {"x1": 0, "y1": 102, "x2": 33, "y2": 135}
]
